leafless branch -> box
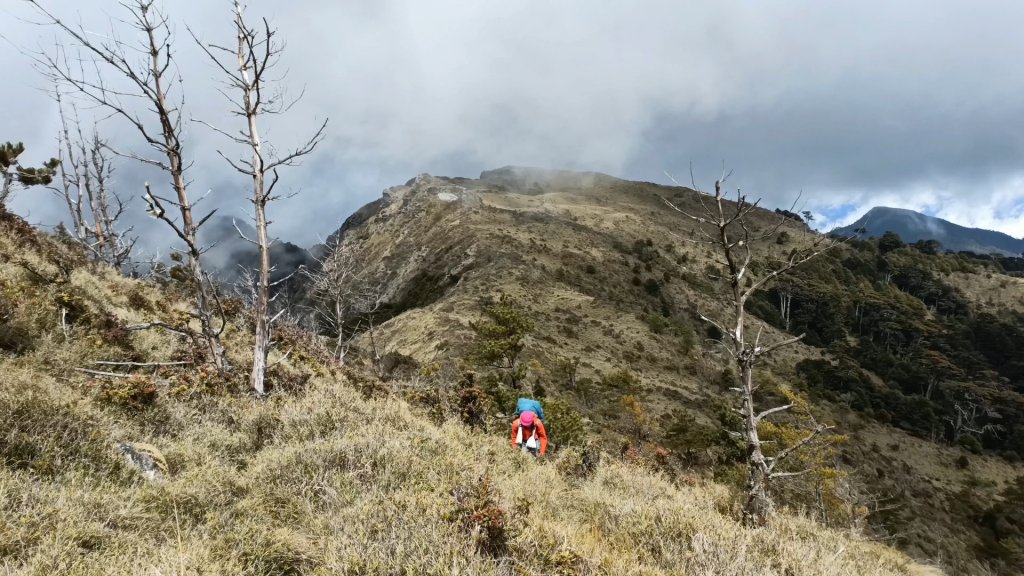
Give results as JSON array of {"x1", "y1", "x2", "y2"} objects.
[
  {"x1": 92, "y1": 360, "x2": 192, "y2": 367},
  {"x1": 74, "y1": 367, "x2": 132, "y2": 378},
  {"x1": 755, "y1": 403, "x2": 794, "y2": 424}
]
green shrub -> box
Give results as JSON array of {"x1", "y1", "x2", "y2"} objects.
[
  {"x1": 556, "y1": 442, "x2": 601, "y2": 483},
  {"x1": 0, "y1": 278, "x2": 36, "y2": 352},
  {"x1": 601, "y1": 369, "x2": 640, "y2": 393},
  {"x1": 169, "y1": 364, "x2": 242, "y2": 399},
  {"x1": 51, "y1": 287, "x2": 90, "y2": 326},
  {"x1": 958, "y1": 434, "x2": 983, "y2": 454},
  {"x1": 91, "y1": 374, "x2": 159, "y2": 409},
  {"x1": 544, "y1": 397, "x2": 587, "y2": 450}
]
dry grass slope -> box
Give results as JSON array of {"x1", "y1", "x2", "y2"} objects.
[
  {"x1": 1, "y1": 372, "x2": 939, "y2": 575},
  {"x1": 0, "y1": 197, "x2": 941, "y2": 575}
]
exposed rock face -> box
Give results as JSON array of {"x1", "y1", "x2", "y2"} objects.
[{"x1": 116, "y1": 441, "x2": 167, "y2": 481}]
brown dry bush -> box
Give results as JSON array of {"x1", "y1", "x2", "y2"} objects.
[
  {"x1": 449, "y1": 473, "x2": 519, "y2": 557},
  {"x1": 88, "y1": 374, "x2": 158, "y2": 410}
]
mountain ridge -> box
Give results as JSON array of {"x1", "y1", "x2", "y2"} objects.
[
  {"x1": 0, "y1": 200, "x2": 942, "y2": 576},
  {"x1": 832, "y1": 206, "x2": 1024, "y2": 255},
  {"x1": 320, "y1": 168, "x2": 1024, "y2": 574}
]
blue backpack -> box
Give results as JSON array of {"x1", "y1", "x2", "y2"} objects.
[{"x1": 515, "y1": 397, "x2": 545, "y2": 423}]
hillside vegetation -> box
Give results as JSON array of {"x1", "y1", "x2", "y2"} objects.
[
  {"x1": 0, "y1": 192, "x2": 942, "y2": 573},
  {"x1": 321, "y1": 167, "x2": 1024, "y2": 574}
]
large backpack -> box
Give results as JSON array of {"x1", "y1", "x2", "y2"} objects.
[{"x1": 515, "y1": 397, "x2": 545, "y2": 423}]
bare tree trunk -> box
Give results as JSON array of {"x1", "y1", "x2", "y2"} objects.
[
  {"x1": 778, "y1": 289, "x2": 792, "y2": 331},
  {"x1": 191, "y1": 1, "x2": 326, "y2": 394},
  {"x1": 250, "y1": 200, "x2": 271, "y2": 394},
  {"x1": 54, "y1": 91, "x2": 87, "y2": 242},
  {"x1": 147, "y1": 16, "x2": 227, "y2": 373},
  {"x1": 665, "y1": 172, "x2": 843, "y2": 527},
  {"x1": 740, "y1": 360, "x2": 773, "y2": 525},
  {"x1": 51, "y1": 88, "x2": 136, "y2": 267},
  {"x1": 301, "y1": 237, "x2": 377, "y2": 367},
  {"x1": 235, "y1": 8, "x2": 272, "y2": 395}
]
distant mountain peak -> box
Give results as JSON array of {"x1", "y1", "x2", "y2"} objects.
[{"x1": 832, "y1": 206, "x2": 1024, "y2": 255}]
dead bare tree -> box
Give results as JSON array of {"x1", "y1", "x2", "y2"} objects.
[
  {"x1": 29, "y1": 0, "x2": 229, "y2": 371},
  {"x1": 776, "y1": 282, "x2": 794, "y2": 332},
  {"x1": 665, "y1": 168, "x2": 847, "y2": 527},
  {"x1": 364, "y1": 294, "x2": 392, "y2": 380},
  {"x1": 51, "y1": 88, "x2": 136, "y2": 268},
  {"x1": 945, "y1": 389, "x2": 999, "y2": 444},
  {"x1": 190, "y1": 1, "x2": 327, "y2": 395},
  {"x1": 302, "y1": 240, "x2": 368, "y2": 365}
]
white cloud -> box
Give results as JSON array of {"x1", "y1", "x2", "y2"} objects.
[{"x1": 812, "y1": 174, "x2": 1024, "y2": 238}]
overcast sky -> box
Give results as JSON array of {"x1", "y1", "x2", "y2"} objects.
[{"x1": 3, "y1": 0, "x2": 1024, "y2": 249}]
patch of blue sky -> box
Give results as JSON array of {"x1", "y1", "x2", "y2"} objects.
[{"x1": 816, "y1": 202, "x2": 860, "y2": 224}]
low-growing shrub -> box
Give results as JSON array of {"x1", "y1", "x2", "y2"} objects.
[
  {"x1": 90, "y1": 374, "x2": 158, "y2": 409},
  {"x1": 601, "y1": 369, "x2": 640, "y2": 393},
  {"x1": 449, "y1": 473, "x2": 518, "y2": 557},
  {"x1": 457, "y1": 385, "x2": 490, "y2": 429},
  {"x1": 214, "y1": 525, "x2": 321, "y2": 576},
  {"x1": 556, "y1": 442, "x2": 601, "y2": 482},
  {"x1": 544, "y1": 397, "x2": 587, "y2": 450},
  {"x1": 0, "y1": 377, "x2": 122, "y2": 478},
  {"x1": 377, "y1": 351, "x2": 420, "y2": 381}
]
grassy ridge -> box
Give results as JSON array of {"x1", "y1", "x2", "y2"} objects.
[{"x1": 0, "y1": 206, "x2": 938, "y2": 575}]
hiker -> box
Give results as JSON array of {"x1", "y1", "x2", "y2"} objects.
[{"x1": 511, "y1": 410, "x2": 548, "y2": 456}]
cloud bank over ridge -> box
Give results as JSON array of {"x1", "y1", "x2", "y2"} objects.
[{"x1": 3, "y1": 1, "x2": 1024, "y2": 247}]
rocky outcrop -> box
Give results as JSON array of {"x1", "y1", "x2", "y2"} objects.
[{"x1": 116, "y1": 441, "x2": 167, "y2": 480}]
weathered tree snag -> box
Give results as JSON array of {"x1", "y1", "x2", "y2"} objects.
[
  {"x1": 665, "y1": 170, "x2": 844, "y2": 526},
  {"x1": 192, "y1": 1, "x2": 326, "y2": 395}
]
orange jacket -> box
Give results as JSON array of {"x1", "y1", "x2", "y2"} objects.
[{"x1": 511, "y1": 418, "x2": 548, "y2": 455}]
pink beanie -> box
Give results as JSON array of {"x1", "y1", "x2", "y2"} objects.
[{"x1": 520, "y1": 411, "x2": 536, "y2": 426}]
